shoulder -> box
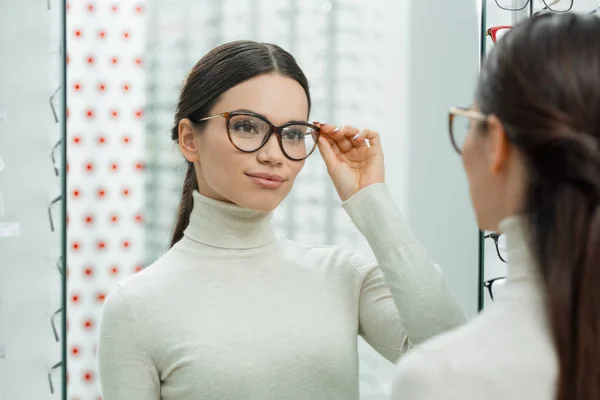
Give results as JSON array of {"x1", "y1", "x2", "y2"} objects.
[
  {"x1": 390, "y1": 314, "x2": 492, "y2": 400},
  {"x1": 107, "y1": 246, "x2": 184, "y2": 309},
  {"x1": 278, "y1": 237, "x2": 377, "y2": 279}
]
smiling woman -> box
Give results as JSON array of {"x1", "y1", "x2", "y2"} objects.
[{"x1": 96, "y1": 40, "x2": 466, "y2": 400}]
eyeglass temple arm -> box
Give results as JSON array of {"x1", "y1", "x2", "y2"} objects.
[{"x1": 196, "y1": 114, "x2": 225, "y2": 122}]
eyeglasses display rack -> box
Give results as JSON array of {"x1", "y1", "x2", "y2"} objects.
[{"x1": 0, "y1": 0, "x2": 68, "y2": 398}]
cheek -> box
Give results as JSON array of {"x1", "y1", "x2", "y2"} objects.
[
  {"x1": 286, "y1": 160, "x2": 305, "y2": 182},
  {"x1": 199, "y1": 135, "x2": 243, "y2": 184}
]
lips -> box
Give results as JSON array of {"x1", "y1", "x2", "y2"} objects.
[
  {"x1": 245, "y1": 172, "x2": 286, "y2": 189},
  {"x1": 246, "y1": 172, "x2": 285, "y2": 182}
]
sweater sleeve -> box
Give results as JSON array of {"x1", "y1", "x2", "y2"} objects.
[
  {"x1": 97, "y1": 285, "x2": 161, "y2": 400},
  {"x1": 342, "y1": 183, "x2": 466, "y2": 360}
]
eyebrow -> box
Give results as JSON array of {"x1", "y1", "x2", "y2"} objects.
[{"x1": 231, "y1": 109, "x2": 309, "y2": 125}]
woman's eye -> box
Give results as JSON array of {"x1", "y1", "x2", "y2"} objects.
[
  {"x1": 233, "y1": 121, "x2": 257, "y2": 133},
  {"x1": 283, "y1": 130, "x2": 305, "y2": 140}
]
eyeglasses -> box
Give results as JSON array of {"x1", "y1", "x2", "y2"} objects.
[
  {"x1": 50, "y1": 85, "x2": 61, "y2": 124},
  {"x1": 48, "y1": 361, "x2": 62, "y2": 394},
  {"x1": 487, "y1": 25, "x2": 512, "y2": 44},
  {"x1": 485, "y1": 232, "x2": 508, "y2": 263},
  {"x1": 47, "y1": 195, "x2": 62, "y2": 232},
  {"x1": 51, "y1": 139, "x2": 61, "y2": 177},
  {"x1": 483, "y1": 232, "x2": 507, "y2": 301},
  {"x1": 190, "y1": 111, "x2": 321, "y2": 161},
  {"x1": 494, "y1": 0, "x2": 573, "y2": 12},
  {"x1": 484, "y1": 276, "x2": 507, "y2": 301},
  {"x1": 448, "y1": 106, "x2": 488, "y2": 154}
]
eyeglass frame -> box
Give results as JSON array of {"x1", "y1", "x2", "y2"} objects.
[
  {"x1": 51, "y1": 307, "x2": 62, "y2": 342},
  {"x1": 51, "y1": 139, "x2": 61, "y2": 177},
  {"x1": 494, "y1": 0, "x2": 573, "y2": 12},
  {"x1": 47, "y1": 195, "x2": 62, "y2": 232},
  {"x1": 448, "y1": 106, "x2": 489, "y2": 154},
  {"x1": 485, "y1": 232, "x2": 508, "y2": 263},
  {"x1": 483, "y1": 276, "x2": 507, "y2": 301},
  {"x1": 487, "y1": 25, "x2": 512, "y2": 43},
  {"x1": 188, "y1": 110, "x2": 322, "y2": 162},
  {"x1": 48, "y1": 361, "x2": 62, "y2": 394}
]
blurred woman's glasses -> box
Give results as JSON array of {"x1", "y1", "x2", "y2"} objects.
[
  {"x1": 447, "y1": 106, "x2": 488, "y2": 155},
  {"x1": 487, "y1": 26, "x2": 512, "y2": 44},
  {"x1": 494, "y1": 0, "x2": 573, "y2": 12},
  {"x1": 191, "y1": 111, "x2": 321, "y2": 161}
]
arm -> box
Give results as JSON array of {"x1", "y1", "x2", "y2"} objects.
[
  {"x1": 343, "y1": 184, "x2": 466, "y2": 355},
  {"x1": 98, "y1": 285, "x2": 161, "y2": 400}
]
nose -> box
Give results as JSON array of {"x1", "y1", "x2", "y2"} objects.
[{"x1": 256, "y1": 133, "x2": 285, "y2": 165}]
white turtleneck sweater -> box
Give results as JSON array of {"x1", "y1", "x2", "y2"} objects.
[
  {"x1": 391, "y1": 216, "x2": 558, "y2": 400},
  {"x1": 97, "y1": 183, "x2": 466, "y2": 400}
]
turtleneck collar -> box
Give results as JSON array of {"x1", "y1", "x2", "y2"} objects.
[
  {"x1": 183, "y1": 190, "x2": 276, "y2": 249},
  {"x1": 498, "y1": 215, "x2": 544, "y2": 289}
]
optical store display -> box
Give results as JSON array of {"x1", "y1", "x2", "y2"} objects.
[{"x1": 0, "y1": 0, "x2": 67, "y2": 398}]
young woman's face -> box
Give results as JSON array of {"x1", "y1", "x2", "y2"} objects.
[{"x1": 180, "y1": 74, "x2": 309, "y2": 211}]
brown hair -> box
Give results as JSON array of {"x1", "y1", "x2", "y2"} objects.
[
  {"x1": 169, "y1": 41, "x2": 311, "y2": 247},
  {"x1": 476, "y1": 13, "x2": 600, "y2": 399}
]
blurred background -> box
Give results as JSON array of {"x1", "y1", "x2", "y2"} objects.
[{"x1": 14, "y1": 0, "x2": 599, "y2": 398}]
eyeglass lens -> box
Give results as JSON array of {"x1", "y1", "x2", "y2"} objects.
[
  {"x1": 450, "y1": 113, "x2": 471, "y2": 153},
  {"x1": 228, "y1": 114, "x2": 318, "y2": 160}
]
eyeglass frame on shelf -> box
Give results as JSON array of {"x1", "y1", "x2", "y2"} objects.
[
  {"x1": 487, "y1": 25, "x2": 512, "y2": 44},
  {"x1": 485, "y1": 232, "x2": 507, "y2": 263},
  {"x1": 48, "y1": 361, "x2": 62, "y2": 394},
  {"x1": 51, "y1": 308, "x2": 62, "y2": 342},
  {"x1": 483, "y1": 276, "x2": 507, "y2": 301},
  {"x1": 50, "y1": 139, "x2": 61, "y2": 177},
  {"x1": 188, "y1": 110, "x2": 321, "y2": 161},
  {"x1": 49, "y1": 85, "x2": 61, "y2": 124},
  {"x1": 47, "y1": 195, "x2": 62, "y2": 232},
  {"x1": 494, "y1": 0, "x2": 573, "y2": 12}
]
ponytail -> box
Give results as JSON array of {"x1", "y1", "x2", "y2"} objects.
[
  {"x1": 170, "y1": 162, "x2": 198, "y2": 248},
  {"x1": 524, "y1": 163, "x2": 600, "y2": 400}
]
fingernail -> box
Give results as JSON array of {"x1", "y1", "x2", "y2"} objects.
[
  {"x1": 333, "y1": 126, "x2": 341, "y2": 133},
  {"x1": 352, "y1": 133, "x2": 361, "y2": 140}
]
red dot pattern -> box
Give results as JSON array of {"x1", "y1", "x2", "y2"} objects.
[{"x1": 67, "y1": 1, "x2": 147, "y2": 396}]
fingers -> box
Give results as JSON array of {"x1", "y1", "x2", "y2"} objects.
[
  {"x1": 317, "y1": 124, "x2": 359, "y2": 152},
  {"x1": 352, "y1": 128, "x2": 381, "y2": 149},
  {"x1": 316, "y1": 123, "x2": 379, "y2": 151}
]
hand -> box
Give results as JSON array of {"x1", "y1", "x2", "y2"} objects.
[{"x1": 316, "y1": 123, "x2": 385, "y2": 202}]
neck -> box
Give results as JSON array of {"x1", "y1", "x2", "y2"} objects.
[
  {"x1": 183, "y1": 190, "x2": 276, "y2": 249},
  {"x1": 498, "y1": 215, "x2": 546, "y2": 298}
]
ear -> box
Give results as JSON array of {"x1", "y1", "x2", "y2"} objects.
[
  {"x1": 486, "y1": 114, "x2": 511, "y2": 174},
  {"x1": 178, "y1": 118, "x2": 200, "y2": 163}
]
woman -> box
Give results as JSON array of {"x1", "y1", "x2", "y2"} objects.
[
  {"x1": 97, "y1": 41, "x2": 465, "y2": 399},
  {"x1": 392, "y1": 13, "x2": 600, "y2": 400}
]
